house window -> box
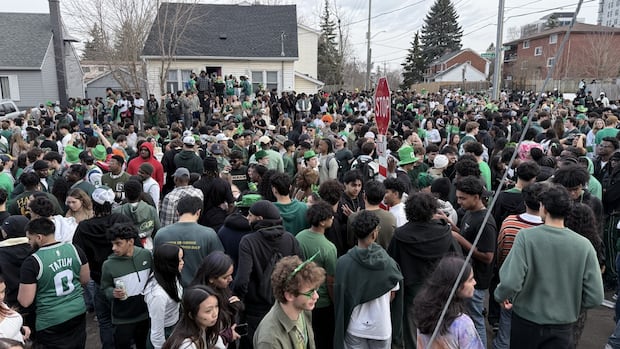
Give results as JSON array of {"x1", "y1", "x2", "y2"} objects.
[
  {"x1": 534, "y1": 47, "x2": 543, "y2": 56},
  {"x1": 547, "y1": 57, "x2": 555, "y2": 67},
  {"x1": 98, "y1": 67, "x2": 105, "y2": 72},
  {"x1": 166, "y1": 69, "x2": 193, "y2": 93},
  {"x1": 251, "y1": 70, "x2": 279, "y2": 93},
  {"x1": 0, "y1": 76, "x2": 19, "y2": 101},
  {"x1": 549, "y1": 34, "x2": 558, "y2": 44},
  {"x1": 523, "y1": 40, "x2": 530, "y2": 49},
  {"x1": 521, "y1": 61, "x2": 528, "y2": 70},
  {"x1": 83, "y1": 67, "x2": 91, "y2": 73}
]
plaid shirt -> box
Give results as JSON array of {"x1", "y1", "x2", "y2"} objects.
[{"x1": 159, "y1": 185, "x2": 204, "y2": 226}]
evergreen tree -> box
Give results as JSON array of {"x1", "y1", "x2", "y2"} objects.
[
  {"x1": 82, "y1": 24, "x2": 110, "y2": 61},
  {"x1": 419, "y1": 0, "x2": 463, "y2": 64},
  {"x1": 113, "y1": 20, "x2": 143, "y2": 61},
  {"x1": 401, "y1": 32, "x2": 426, "y2": 88},
  {"x1": 317, "y1": 0, "x2": 342, "y2": 87}
]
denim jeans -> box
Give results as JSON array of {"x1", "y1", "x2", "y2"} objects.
[
  {"x1": 492, "y1": 307, "x2": 511, "y2": 349},
  {"x1": 608, "y1": 318, "x2": 620, "y2": 348},
  {"x1": 467, "y1": 288, "x2": 487, "y2": 347},
  {"x1": 616, "y1": 253, "x2": 620, "y2": 322}
]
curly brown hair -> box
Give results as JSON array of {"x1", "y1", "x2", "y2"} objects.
[
  {"x1": 271, "y1": 255, "x2": 326, "y2": 304},
  {"x1": 295, "y1": 168, "x2": 319, "y2": 190}
]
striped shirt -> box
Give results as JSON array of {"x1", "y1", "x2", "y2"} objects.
[{"x1": 497, "y1": 213, "x2": 543, "y2": 266}]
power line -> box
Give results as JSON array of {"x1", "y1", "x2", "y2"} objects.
[{"x1": 341, "y1": 0, "x2": 427, "y2": 28}]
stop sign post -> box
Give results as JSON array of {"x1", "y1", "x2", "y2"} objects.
[{"x1": 374, "y1": 77, "x2": 391, "y2": 179}]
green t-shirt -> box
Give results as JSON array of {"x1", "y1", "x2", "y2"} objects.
[
  {"x1": 479, "y1": 161, "x2": 492, "y2": 190},
  {"x1": 0, "y1": 173, "x2": 13, "y2": 199},
  {"x1": 295, "y1": 229, "x2": 337, "y2": 308}
]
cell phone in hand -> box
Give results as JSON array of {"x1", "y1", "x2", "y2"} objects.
[{"x1": 236, "y1": 323, "x2": 248, "y2": 336}]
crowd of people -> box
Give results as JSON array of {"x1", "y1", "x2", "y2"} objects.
[{"x1": 0, "y1": 81, "x2": 617, "y2": 349}]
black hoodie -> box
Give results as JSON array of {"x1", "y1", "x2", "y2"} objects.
[
  {"x1": 232, "y1": 221, "x2": 302, "y2": 316},
  {"x1": 72, "y1": 213, "x2": 134, "y2": 283},
  {"x1": 218, "y1": 213, "x2": 253, "y2": 276},
  {"x1": 388, "y1": 220, "x2": 461, "y2": 296}
]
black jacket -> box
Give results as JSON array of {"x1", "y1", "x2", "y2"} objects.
[
  {"x1": 232, "y1": 222, "x2": 302, "y2": 315},
  {"x1": 72, "y1": 214, "x2": 134, "y2": 284},
  {"x1": 388, "y1": 220, "x2": 461, "y2": 295},
  {"x1": 0, "y1": 239, "x2": 31, "y2": 307},
  {"x1": 218, "y1": 213, "x2": 253, "y2": 276}
]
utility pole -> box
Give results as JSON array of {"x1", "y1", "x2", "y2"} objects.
[
  {"x1": 384, "y1": 61, "x2": 387, "y2": 76},
  {"x1": 365, "y1": 0, "x2": 372, "y2": 91},
  {"x1": 492, "y1": 0, "x2": 505, "y2": 100}
]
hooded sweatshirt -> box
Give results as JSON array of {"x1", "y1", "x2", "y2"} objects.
[
  {"x1": 217, "y1": 213, "x2": 253, "y2": 276},
  {"x1": 388, "y1": 220, "x2": 461, "y2": 297},
  {"x1": 126, "y1": 142, "x2": 164, "y2": 190},
  {"x1": 334, "y1": 243, "x2": 404, "y2": 349},
  {"x1": 233, "y1": 221, "x2": 302, "y2": 316},
  {"x1": 72, "y1": 213, "x2": 134, "y2": 284},
  {"x1": 173, "y1": 149, "x2": 203, "y2": 174},
  {"x1": 273, "y1": 199, "x2": 309, "y2": 236},
  {"x1": 100, "y1": 246, "x2": 152, "y2": 325},
  {"x1": 0, "y1": 237, "x2": 31, "y2": 307},
  {"x1": 113, "y1": 201, "x2": 161, "y2": 250}
]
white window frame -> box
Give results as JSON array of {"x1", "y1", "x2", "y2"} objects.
[
  {"x1": 547, "y1": 57, "x2": 555, "y2": 67},
  {"x1": 250, "y1": 70, "x2": 280, "y2": 94},
  {"x1": 549, "y1": 34, "x2": 558, "y2": 44},
  {"x1": 534, "y1": 47, "x2": 543, "y2": 56},
  {"x1": 165, "y1": 69, "x2": 192, "y2": 93},
  {"x1": 0, "y1": 75, "x2": 20, "y2": 101},
  {"x1": 523, "y1": 40, "x2": 530, "y2": 49}
]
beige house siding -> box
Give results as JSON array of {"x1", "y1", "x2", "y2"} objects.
[
  {"x1": 145, "y1": 60, "x2": 295, "y2": 96},
  {"x1": 295, "y1": 25, "x2": 319, "y2": 79}
]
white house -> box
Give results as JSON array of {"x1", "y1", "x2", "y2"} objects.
[{"x1": 141, "y1": 3, "x2": 323, "y2": 97}]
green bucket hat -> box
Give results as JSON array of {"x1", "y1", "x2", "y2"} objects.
[
  {"x1": 575, "y1": 105, "x2": 588, "y2": 113},
  {"x1": 576, "y1": 113, "x2": 587, "y2": 120},
  {"x1": 236, "y1": 193, "x2": 262, "y2": 208},
  {"x1": 398, "y1": 146, "x2": 418, "y2": 166},
  {"x1": 92, "y1": 145, "x2": 107, "y2": 161},
  {"x1": 64, "y1": 145, "x2": 81, "y2": 164}
]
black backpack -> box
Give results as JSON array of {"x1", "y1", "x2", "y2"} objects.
[
  {"x1": 353, "y1": 157, "x2": 376, "y2": 185},
  {"x1": 260, "y1": 248, "x2": 283, "y2": 304}
]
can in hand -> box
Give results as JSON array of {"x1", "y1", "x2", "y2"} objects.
[{"x1": 114, "y1": 279, "x2": 128, "y2": 300}]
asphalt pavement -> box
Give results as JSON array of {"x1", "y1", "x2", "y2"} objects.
[{"x1": 83, "y1": 294, "x2": 617, "y2": 348}]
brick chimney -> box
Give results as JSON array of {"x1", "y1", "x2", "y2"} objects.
[{"x1": 49, "y1": 0, "x2": 68, "y2": 107}]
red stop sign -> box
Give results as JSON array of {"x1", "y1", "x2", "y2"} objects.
[{"x1": 374, "y1": 77, "x2": 391, "y2": 135}]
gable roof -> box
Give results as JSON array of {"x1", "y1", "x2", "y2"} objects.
[
  {"x1": 432, "y1": 61, "x2": 484, "y2": 80},
  {"x1": 142, "y1": 3, "x2": 299, "y2": 60},
  {"x1": 0, "y1": 13, "x2": 53, "y2": 69},
  {"x1": 430, "y1": 48, "x2": 483, "y2": 65},
  {"x1": 505, "y1": 23, "x2": 620, "y2": 45}
]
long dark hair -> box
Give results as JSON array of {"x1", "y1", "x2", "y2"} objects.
[
  {"x1": 149, "y1": 244, "x2": 182, "y2": 302},
  {"x1": 413, "y1": 256, "x2": 473, "y2": 335},
  {"x1": 191, "y1": 252, "x2": 240, "y2": 329},
  {"x1": 565, "y1": 203, "x2": 604, "y2": 265},
  {"x1": 163, "y1": 285, "x2": 220, "y2": 349}
]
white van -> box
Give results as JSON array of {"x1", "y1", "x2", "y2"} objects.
[{"x1": 0, "y1": 100, "x2": 25, "y2": 121}]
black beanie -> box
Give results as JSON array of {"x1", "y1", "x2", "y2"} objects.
[{"x1": 249, "y1": 200, "x2": 281, "y2": 220}]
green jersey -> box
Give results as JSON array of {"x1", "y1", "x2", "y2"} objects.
[{"x1": 31, "y1": 243, "x2": 86, "y2": 330}]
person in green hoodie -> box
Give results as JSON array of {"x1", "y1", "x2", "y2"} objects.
[
  {"x1": 113, "y1": 180, "x2": 160, "y2": 251},
  {"x1": 100, "y1": 222, "x2": 153, "y2": 349},
  {"x1": 173, "y1": 136, "x2": 204, "y2": 174},
  {"x1": 271, "y1": 172, "x2": 309, "y2": 236},
  {"x1": 335, "y1": 210, "x2": 403, "y2": 349}
]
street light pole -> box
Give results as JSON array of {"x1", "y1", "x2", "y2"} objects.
[
  {"x1": 492, "y1": 0, "x2": 505, "y2": 100},
  {"x1": 365, "y1": 0, "x2": 372, "y2": 91}
]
